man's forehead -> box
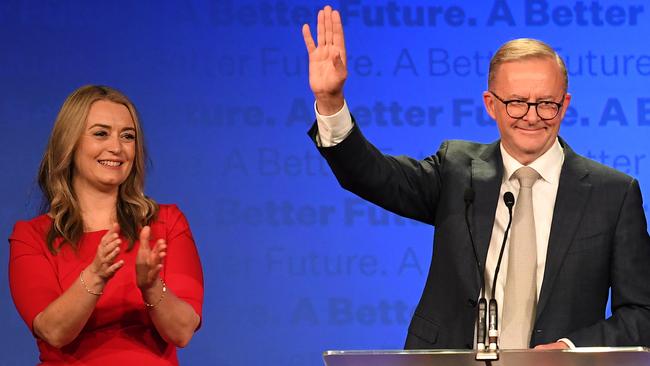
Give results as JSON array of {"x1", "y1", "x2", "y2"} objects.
[
  {"x1": 495, "y1": 57, "x2": 561, "y2": 73},
  {"x1": 491, "y1": 58, "x2": 564, "y2": 91}
]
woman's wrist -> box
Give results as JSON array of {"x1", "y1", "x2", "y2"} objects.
[
  {"x1": 140, "y1": 278, "x2": 166, "y2": 308},
  {"x1": 80, "y1": 267, "x2": 106, "y2": 295}
]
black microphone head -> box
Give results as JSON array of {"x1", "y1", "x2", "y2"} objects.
[
  {"x1": 503, "y1": 192, "x2": 515, "y2": 208},
  {"x1": 464, "y1": 187, "x2": 475, "y2": 204}
]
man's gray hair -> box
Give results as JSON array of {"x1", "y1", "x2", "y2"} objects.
[{"x1": 488, "y1": 38, "x2": 568, "y2": 91}]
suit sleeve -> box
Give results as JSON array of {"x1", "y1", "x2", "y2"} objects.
[
  {"x1": 566, "y1": 179, "x2": 650, "y2": 346},
  {"x1": 308, "y1": 119, "x2": 447, "y2": 225}
]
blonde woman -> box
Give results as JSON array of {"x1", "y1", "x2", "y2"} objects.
[{"x1": 9, "y1": 85, "x2": 203, "y2": 365}]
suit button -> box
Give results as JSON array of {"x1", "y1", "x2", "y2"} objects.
[
  {"x1": 467, "y1": 299, "x2": 477, "y2": 307},
  {"x1": 535, "y1": 329, "x2": 543, "y2": 334}
]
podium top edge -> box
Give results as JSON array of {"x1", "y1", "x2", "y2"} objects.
[{"x1": 323, "y1": 347, "x2": 650, "y2": 356}]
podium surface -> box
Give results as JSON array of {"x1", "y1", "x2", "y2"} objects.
[{"x1": 323, "y1": 347, "x2": 650, "y2": 366}]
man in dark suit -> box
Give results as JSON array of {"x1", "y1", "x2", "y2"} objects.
[{"x1": 302, "y1": 6, "x2": 650, "y2": 349}]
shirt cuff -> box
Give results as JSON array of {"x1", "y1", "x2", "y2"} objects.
[
  {"x1": 314, "y1": 100, "x2": 353, "y2": 147},
  {"x1": 557, "y1": 338, "x2": 576, "y2": 349}
]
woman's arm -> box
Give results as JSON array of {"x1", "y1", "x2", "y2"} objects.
[
  {"x1": 141, "y1": 277, "x2": 200, "y2": 347},
  {"x1": 136, "y1": 225, "x2": 201, "y2": 348},
  {"x1": 33, "y1": 224, "x2": 124, "y2": 348}
]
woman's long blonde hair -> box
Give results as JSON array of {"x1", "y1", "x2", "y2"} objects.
[{"x1": 38, "y1": 85, "x2": 158, "y2": 254}]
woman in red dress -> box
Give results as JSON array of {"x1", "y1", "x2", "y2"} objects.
[{"x1": 9, "y1": 85, "x2": 204, "y2": 365}]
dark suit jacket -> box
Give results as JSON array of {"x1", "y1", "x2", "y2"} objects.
[{"x1": 309, "y1": 122, "x2": 650, "y2": 349}]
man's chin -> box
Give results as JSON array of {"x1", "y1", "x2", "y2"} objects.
[{"x1": 516, "y1": 142, "x2": 552, "y2": 158}]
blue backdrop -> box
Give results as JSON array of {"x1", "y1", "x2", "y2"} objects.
[{"x1": 1, "y1": 0, "x2": 649, "y2": 365}]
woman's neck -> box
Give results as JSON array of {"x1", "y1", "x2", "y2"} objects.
[{"x1": 74, "y1": 183, "x2": 119, "y2": 232}]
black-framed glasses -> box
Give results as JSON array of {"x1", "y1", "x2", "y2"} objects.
[{"x1": 489, "y1": 91, "x2": 565, "y2": 120}]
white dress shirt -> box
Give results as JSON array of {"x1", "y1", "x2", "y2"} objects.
[
  {"x1": 483, "y1": 138, "x2": 566, "y2": 347},
  {"x1": 314, "y1": 101, "x2": 574, "y2": 348}
]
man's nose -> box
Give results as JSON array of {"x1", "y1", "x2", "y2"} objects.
[{"x1": 523, "y1": 103, "x2": 541, "y2": 123}]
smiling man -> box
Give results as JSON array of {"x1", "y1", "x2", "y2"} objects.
[{"x1": 303, "y1": 6, "x2": 650, "y2": 350}]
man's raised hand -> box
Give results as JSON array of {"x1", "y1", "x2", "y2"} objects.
[{"x1": 302, "y1": 5, "x2": 347, "y2": 115}]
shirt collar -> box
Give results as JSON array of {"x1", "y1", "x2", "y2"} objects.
[{"x1": 500, "y1": 138, "x2": 565, "y2": 185}]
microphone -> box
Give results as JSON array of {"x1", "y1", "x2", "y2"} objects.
[
  {"x1": 503, "y1": 191, "x2": 515, "y2": 209},
  {"x1": 489, "y1": 192, "x2": 515, "y2": 350},
  {"x1": 464, "y1": 188, "x2": 488, "y2": 351}
]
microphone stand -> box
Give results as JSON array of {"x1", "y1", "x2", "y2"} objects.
[
  {"x1": 492, "y1": 193, "x2": 516, "y2": 349},
  {"x1": 464, "y1": 188, "x2": 496, "y2": 362},
  {"x1": 476, "y1": 192, "x2": 515, "y2": 362}
]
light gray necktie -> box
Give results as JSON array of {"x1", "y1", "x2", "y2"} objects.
[{"x1": 500, "y1": 166, "x2": 540, "y2": 349}]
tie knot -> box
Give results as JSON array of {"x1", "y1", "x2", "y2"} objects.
[{"x1": 514, "y1": 166, "x2": 540, "y2": 188}]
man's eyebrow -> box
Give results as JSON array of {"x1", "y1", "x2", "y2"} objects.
[
  {"x1": 507, "y1": 94, "x2": 529, "y2": 100},
  {"x1": 506, "y1": 94, "x2": 557, "y2": 101}
]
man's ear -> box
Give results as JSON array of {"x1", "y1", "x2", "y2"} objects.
[
  {"x1": 558, "y1": 93, "x2": 572, "y2": 120},
  {"x1": 482, "y1": 91, "x2": 497, "y2": 120}
]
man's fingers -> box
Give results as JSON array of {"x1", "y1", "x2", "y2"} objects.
[
  {"x1": 316, "y1": 9, "x2": 324, "y2": 47},
  {"x1": 302, "y1": 24, "x2": 316, "y2": 53},
  {"x1": 332, "y1": 52, "x2": 345, "y2": 72},
  {"x1": 332, "y1": 10, "x2": 346, "y2": 65},
  {"x1": 534, "y1": 341, "x2": 569, "y2": 350},
  {"x1": 324, "y1": 6, "x2": 333, "y2": 45}
]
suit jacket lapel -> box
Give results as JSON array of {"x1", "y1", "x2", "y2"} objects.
[
  {"x1": 471, "y1": 142, "x2": 503, "y2": 275},
  {"x1": 536, "y1": 139, "x2": 592, "y2": 320}
]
